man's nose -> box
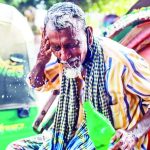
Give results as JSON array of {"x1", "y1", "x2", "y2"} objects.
[{"x1": 60, "y1": 49, "x2": 72, "y2": 62}]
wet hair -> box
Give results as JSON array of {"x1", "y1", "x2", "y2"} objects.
[{"x1": 43, "y1": 2, "x2": 86, "y2": 35}]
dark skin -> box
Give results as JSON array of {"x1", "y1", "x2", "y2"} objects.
[
  {"x1": 29, "y1": 22, "x2": 93, "y2": 88},
  {"x1": 29, "y1": 21, "x2": 150, "y2": 150},
  {"x1": 29, "y1": 32, "x2": 51, "y2": 88},
  {"x1": 110, "y1": 109, "x2": 150, "y2": 150},
  {"x1": 45, "y1": 25, "x2": 92, "y2": 68},
  {"x1": 46, "y1": 28, "x2": 86, "y2": 68}
]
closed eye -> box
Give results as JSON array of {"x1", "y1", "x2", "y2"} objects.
[
  {"x1": 51, "y1": 45, "x2": 61, "y2": 51},
  {"x1": 50, "y1": 41, "x2": 80, "y2": 52},
  {"x1": 64, "y1": 41, "x2": 80, "y2": 49}
]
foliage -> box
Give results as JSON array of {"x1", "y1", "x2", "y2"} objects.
[
  {"x1": 88, "y1": 0, "x2": 138, "y2": 16},
  {"x1": 0, "y1": 0, "x2": 138, "y2": 16}
]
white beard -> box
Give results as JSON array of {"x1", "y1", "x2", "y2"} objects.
[{"x1": 64, "y1": 65, "x2": 82, "y2": 79}]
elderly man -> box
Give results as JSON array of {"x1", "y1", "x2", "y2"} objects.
[{"x1": 7, "y1": 2, "x2": 150, "y2": 150}]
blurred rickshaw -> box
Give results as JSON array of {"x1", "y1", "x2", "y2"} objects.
[
  {"x1": 0, "y1": 3, "x2": 38, "y2": 149},
  {"x1": 106, "y1": 2, "x2": 150, "y2": 64}
]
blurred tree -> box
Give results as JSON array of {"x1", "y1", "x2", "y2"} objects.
[
  {"x1": 89, "y1": 0, "x2": 137, "y2": 15},
  {"x1": 0, "y1": 0, "x2": 138, "y2": 15}
]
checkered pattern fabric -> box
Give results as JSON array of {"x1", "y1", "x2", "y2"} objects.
[
  {"x1": 53, "y1": 38, "x2": 113, "y2": 148},
  {"x1": 84, "y1": 39, "x2": 112, "y2": 122}
]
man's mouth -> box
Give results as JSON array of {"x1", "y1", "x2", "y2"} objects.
[{"x1": 60, "y1": 57, "x2": 80, "y2": 68}]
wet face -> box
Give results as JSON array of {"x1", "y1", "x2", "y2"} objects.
[{"x1": 45, "y1": 24, "x2": 88, "y2": 69}]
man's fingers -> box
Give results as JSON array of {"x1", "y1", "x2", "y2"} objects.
[
  {"x1": 111, "y1": 130, "x2": 123, "y2": 143},
  {"x1": 45, "y1": 36, "x2": 49, "y2": 41},
  {"x1": 45, "y1": 49, "x2": 52, "y2": 56},
  {"x1": 109, "y1": 140, "x2": 123, "y2": 150},
  {"x1": 45, "y1": 40, "x2": 50, "y2": 50},
  {"x1": 120, "y1": 141, "x2": 128, "y2": 150},
  {"x1": 110, "y1": 129, "x2": 138, "y2": 150}
]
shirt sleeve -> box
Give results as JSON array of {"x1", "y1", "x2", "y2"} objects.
[
  {"x1": 125, "y1": 50, "x2": 150, "y2": 107},
  {"x1": 27, "y1": 63, "x2": 62, "y2": 92}
]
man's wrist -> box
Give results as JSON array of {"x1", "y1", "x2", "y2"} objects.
[
  {"x1": 36, "y1": 60, "x2": 47, "y2": 68},
  {"x1": 128, "y1": 124, "x2": 144, "y2": 140},
  {"x1": 129, "y1": 109, "x2": 150, "y2": 140},
  {"x1": 128, "y1": 130, "x2": 139, "y2": 142}
]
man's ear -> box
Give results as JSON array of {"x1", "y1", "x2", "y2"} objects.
[{"x1": 86, "y1": 26, "x2": 93, "y2": 46}]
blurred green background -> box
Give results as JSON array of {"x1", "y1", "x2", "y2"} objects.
[{"x1": 0, "y1": 0, "x2": 137, "y2": 15}]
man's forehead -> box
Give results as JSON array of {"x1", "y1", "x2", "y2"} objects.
[
  {"x1": 46, "y1": 29, "x2": 81, "y2": 45},
  {"x1": 46, "y1": 25, "x2": 83, "y2": 38},
  {"x1": 46, "y1": 19, "x2": 84, "y2": 32}
]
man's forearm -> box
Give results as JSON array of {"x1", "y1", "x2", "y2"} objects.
[{"x1": 129, "y1": 109, "x2": 150, "y2": 139}]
